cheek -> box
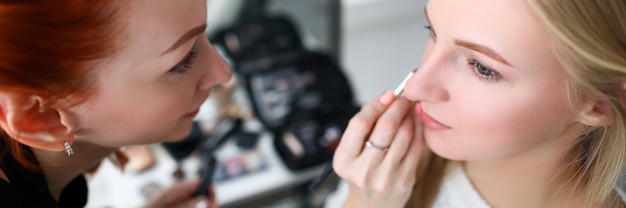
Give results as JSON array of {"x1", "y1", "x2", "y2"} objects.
[
  {"x1": 465, "y1": 93, "x2": 571, "y2": 158},
  {"x1": 75, "y1": 82, "x2": 196, "y2": 147},
  {"x1": 430, "y1": 84, "x2": 574, "y2": 161}
]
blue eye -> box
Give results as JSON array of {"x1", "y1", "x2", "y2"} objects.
[
  {"x1": 169, "y1": 50, "x2": 198, "y2": 74},
  {"x1": 468, "y1": 59, "x2": 500, "y2": 81}
]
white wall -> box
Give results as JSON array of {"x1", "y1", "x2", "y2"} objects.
[
  {"x1": 341, "y1": 0, "x2": 429, "y2": 104},
  {"x1": 207, "y1": 0, "x2": 430, "y2": 104}
]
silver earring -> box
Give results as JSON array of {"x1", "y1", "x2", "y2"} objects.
[{"x1": 64, "y1": 141, "x2": 74, "y2": 156}]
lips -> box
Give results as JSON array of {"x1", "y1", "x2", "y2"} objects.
[{"x1": 415, "y1": 103, "x2": 450, "y2": 130}]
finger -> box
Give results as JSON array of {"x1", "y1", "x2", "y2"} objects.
[
  {"x1": 335, "y1": 91, "x2": 396, "y2": 160},
  {"x1": 374, "y1": 113, "x2": 413, "y2": 191},
  {"x1": 155, "y1": 179, "x2": 200, "y2": 206},
  {"x1": 174, "y1": 196, "x2": 208, "y2": 208},
  {"x1": 400, "y1": 113, "x2": 425, "y2": 175},
  {"x1": 382, "y1": 111, "x2": 414, "y2": 166},
  {"x1": 360, "y1": 98, "x2": 413, "y2": 163},
  {"x1": 209, "y1": 197, "x2": 219, "y2": 208}
]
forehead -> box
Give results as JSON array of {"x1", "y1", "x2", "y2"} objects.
[
  {"x1": 427, "y1": 0, "x2": 562, "y2": 71},
  {"x1": 427, "y1": 0, "x2": 537, "y2": 36},
  {"x1": 116, "y1": 0, "x2": 206, "y2": 58}
]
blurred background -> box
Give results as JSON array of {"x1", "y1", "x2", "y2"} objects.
[{"x1": 86, "y1": 0, "x2": 429, "y2": 207}]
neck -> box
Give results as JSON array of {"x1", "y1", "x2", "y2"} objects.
[
  {"x1": 464, "y1": 155, "x2": 584, "y2": 207},
  {"x1": 31, "y1": 140, "x2": 117, "y2": 201}
]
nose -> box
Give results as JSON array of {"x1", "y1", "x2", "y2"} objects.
[
  {"x1": 197, "y1": 43, "x2": 233, "y2": 91},
  {"x1": 403, "y1": 48, "x2": 449, "y2": 103}
]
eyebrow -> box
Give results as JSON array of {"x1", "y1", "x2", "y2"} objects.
[
  {"x1": 162, "y1": 23, "x2": 207, "y2": 54},
  {"x1": 424, "y1": 6, "x2": 511, "y2": 66},
  {"x1": 455, "y1": 40, "x2": 511, "y2": 65}
]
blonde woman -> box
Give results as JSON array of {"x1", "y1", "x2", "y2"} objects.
[{"x1": 332, "y1": 0, "x2": 626, "y2": 207}]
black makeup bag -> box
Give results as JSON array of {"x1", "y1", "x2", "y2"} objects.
[{"x1": 211, "y1": 16, "x2": 359, "y2": 171}]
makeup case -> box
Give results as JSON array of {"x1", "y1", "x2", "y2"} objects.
[{"x1": 211, "y1": 16, "x2": 359, "y2": 171}]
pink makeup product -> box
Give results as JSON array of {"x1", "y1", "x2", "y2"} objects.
[{"x1": 307, "y1": 68, "x2": 418, "y2": 192}]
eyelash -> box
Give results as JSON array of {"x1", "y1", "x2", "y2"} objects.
[
  {"x1": 468, "y1": 58, "x2": 500, "y2": 81},
  {"x1": 168, "y1": 49, "x2": 198, "y2": 74},
  {"x1": 424, "y1": 25, "x2": 437, "y2": 41}
]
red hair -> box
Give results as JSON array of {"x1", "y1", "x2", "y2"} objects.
[{"x1": 0, "y1": 0, "x2": 124, "y2": 170}]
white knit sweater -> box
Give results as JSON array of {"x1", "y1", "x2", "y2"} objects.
[
  {"x1": 324, "y1": 166, "x2": 626, "y2": 208},
  {"x1": 432, "y1": 167, "x2": 490, "y2": 208},
  {"x1": 323, "y1": 166, "x2": 490, "y2": 208}
]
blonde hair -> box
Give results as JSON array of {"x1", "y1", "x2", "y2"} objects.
[{"x1": 407, "y1": 0, "x2": 626, "y2": 207}]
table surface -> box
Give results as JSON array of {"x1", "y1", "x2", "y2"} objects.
[{"x1": 86, "y1": 123, "x2": 326, "y2": 207}]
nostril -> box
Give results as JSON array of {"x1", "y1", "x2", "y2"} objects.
[
  {"x1": 197, "y1": 75, "x2": 214, "y2": 90},
  {"x1": 402, "y1": 69, "x2": 448, "y2": 102},
  {"x1": 197, "y1": 64, "x2": 233, "y2": 90}
]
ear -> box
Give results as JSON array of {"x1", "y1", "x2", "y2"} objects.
[
  {"x1": 576, "y1": 99, "x2": 615, "y2": 127},
  {"x1": 0, "y1": 92, "x2": 76, "y2": 151}
]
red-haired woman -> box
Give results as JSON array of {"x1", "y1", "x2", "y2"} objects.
[{"x1": 0, "y1": 0, "x2": 230, "y2": 207}]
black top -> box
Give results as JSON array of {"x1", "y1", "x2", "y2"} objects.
[{"x1": 0, "y1": 146, "x2": 88, "y2": 208}]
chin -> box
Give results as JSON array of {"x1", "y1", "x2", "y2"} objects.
[
  {"x1": 165, "y1": 120, "x2": 196, "y2": 142},
  {"x1": 424, "y1": 134, "x2": 466, "y2": 161}
]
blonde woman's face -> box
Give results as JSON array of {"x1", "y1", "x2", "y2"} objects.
[
  {"x1": 69, "y1": 0, "x2": 231, "y2": 147},
  {"x1": 404, "y1": 0, "x2": 585, "y2": 161}
]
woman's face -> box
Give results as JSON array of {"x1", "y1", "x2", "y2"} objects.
[
  {"x1": 404, "y1": 0, "x2": 584, "y2": 161},
  {"x1": 70, "y1": 0, "x2": 231, "y2": 147}
]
